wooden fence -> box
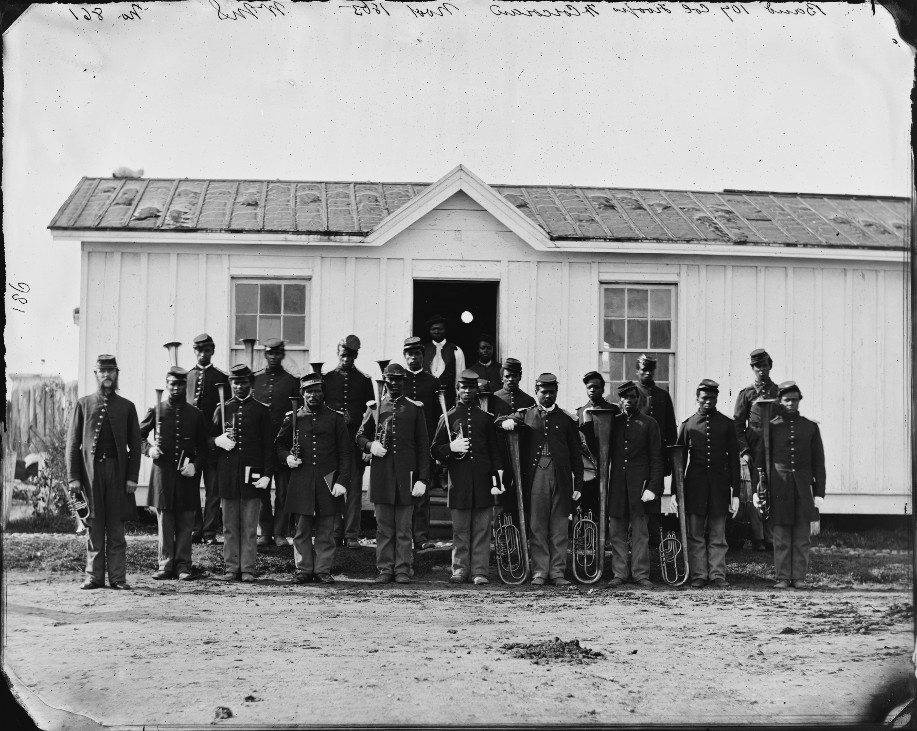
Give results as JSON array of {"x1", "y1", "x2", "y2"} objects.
[{"x1": 4, "y1": 375, "x2": 78, "y2": 453}]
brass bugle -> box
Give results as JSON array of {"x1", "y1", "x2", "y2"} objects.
[
  {"x1": 163, "y1": 341, "x2": 182, "y2": 367},
  {"x1": 572, "y1": 407, "x2": 614, "y2": 584},
  {"x1": 310, "y1": 361, "x2": 324, "y2": 374},
  {"x1": 660, "y1": 444, "x2": 690, "y2": 586},
  {"x1": 241, "y1": 338, "x2": 257, "y2": 371},
  {"x1": 376, "y1": 359, "x2": 391, "y2": 384}
]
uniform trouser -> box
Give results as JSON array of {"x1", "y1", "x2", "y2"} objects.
[
  {"x1": 335, "y1": 450, "x2": 366, "y2": 541},
  {"x1": 222, "y1": 498, "x2": 260, "y2": 575},
  {"x1": 450, "y1": 506, "x2": 492, "y2": 578},
  {"x1": 687, "y1": 513, "x2": 728, "y2": 581},
  {"x1": 258, "y1": 467, "x2": 290, "y2": 539},
  {"x1": 375, "y1": 503, "x2": 414, "y2": 577},
  {"x1": 609, "y1": 502, "x2": 651, "y2": 581},
  {"x1": 293, "y1": 513, "x2": 336, "y2": 576},
  {"x1": 85, "y1": 458, "x2": 127, "y2": 585},
  {"x1": 771, "y1": 520, "x2": 811, "y2": 582},
  {"x1": 529, "y1": 460, "x2": 570, "y2": 580},
  {"x1": 157, "y1": 509, "x2": 195, "y2": 574}
]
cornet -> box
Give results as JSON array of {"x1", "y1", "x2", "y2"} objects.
[
  {"x1": 59, "y1": 481, "x2": 90, "y2": 534},
  {"x1": 163, "y1": 341, "x2": 182, "y2": 367}
]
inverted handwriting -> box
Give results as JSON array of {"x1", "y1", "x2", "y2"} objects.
[
  {"x1": 765, "y1": 1, "x2": 824, "y2": 16},
  {"x1": 490, "y1": 3, "x2": 599, "y2": 18},
  {"x1": 8, "y1": 282, "x2": 29, "y2": 314},
  {"x1": 68, "y1": 4, "x2": 148, "y2": 21},
  {"x1": 338, "y1": 0, "x2": 391, "y2": 15},
  {"x1": 406, "y1": 2, "x2": 459, "y2": 17},
  {"x1": 210, "y1": 0, "x2": 286, "y2": 19}
]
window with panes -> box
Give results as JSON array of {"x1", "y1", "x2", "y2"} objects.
[
  {"x1": 599, "y1": 285, "x2": 676, "y2": 392},
  {"x1": 230, "y1": 280, "x2": 310, "y2": 364}
]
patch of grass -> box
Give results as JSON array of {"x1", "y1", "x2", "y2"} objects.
[{"x1": 816, "y1": 526, "x2": 911, "y2": 552}]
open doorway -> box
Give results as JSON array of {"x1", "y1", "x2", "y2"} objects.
[{"x1": 412, "y1": 280, "x2": 499, "y2": 366}]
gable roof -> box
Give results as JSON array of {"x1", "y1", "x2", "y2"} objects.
[{"x1": 49, "y1": 168, "x2": 909, "y2": 250}]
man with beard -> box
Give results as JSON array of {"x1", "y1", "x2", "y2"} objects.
[
  {"x1": 607, "y1": 381, "x2": 664, "y2": 588},
  {"x1": 468, "y1": 334, "x2": 500, "y2": 394},
  {"x1": 402, "y1": 336, "x2": 440, "y2": 552},
  {"x1": 674, "y1": 379, "x2": 741, "y2": 588},
  {"x1": 66, "y1": 355, "x2": 141, "y2": 590},
  {"x1": 754, "y1": 381, "x2": 826, "y2": 590},
  {"x1": 323, "y1": 334, "x2": 375, "y2": 549},
  {"x1": 423, "y1": 315, "x2": 466, "y2": 410},
  {"x1": 140, "y1": 366, "x2": 210, "y2": 581},
  {"x1": 275, "y1": 372, "x2": 350, "y2": 584},
  {"x1": 253, "y1": 338, "x2": 300, "y2": 547},
  {"x1": 357, "y1": 363, "x2": 430, "y2": 583},
  {"x1": 212, "y1": 364, "x2": 274, "y2": 582},
  {"x1": 576, "y1": 371, "x2": 620, "y2": 524},
  {"x1": 734, "y1": 348, "x2": 779, "y2": 552},
  {"x1": 186, "y1": 333, "x2": 230, "y2": 545},
  {"x1": 432, "y1": 371, "x2": 503, "y2": 585}
]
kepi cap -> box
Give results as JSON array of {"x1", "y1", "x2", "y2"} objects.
[
  {"x1": 617, "y1": 380, "x2": 639, "y2": 396},
  {"x1": 696, "y1": 379, "x2": 719, "y2": 393},
  {"x1": 229, "y1": 364, "x2": 255, "y2": 381},
  {"x1": 777, "y1": 380, "x2": 802, "y2": 399},
  {"x1": 457, "y1": 369, "x2": 481, "y2": 387},
  {"x1": 167, "y1": 366, "x2": 189, "y2": 380},
  {"x1": 750, "y1": 348, "x2": 772, "y2": 366},
  {"x1": 402, "y1": 336, "x2": 424, "y2": 353},
  {"x1": 95, "y1": 354, "x2": 118, "y2": 369},
  {"x1": 501, "y1": 357, "x2": 522, "y2": 374},
  {"x1": 383, "y1": 363, "x2": 406, "y2": 380},
  {"x1": 192, "y1": 333, "x2": 214, "y2": 348},
  {"x1": 300, "y1": 372, "x2": 323, "y2": 389},
  {"x1": 636, "y1": 354, "x2": 657, "y2": 371},
  {"x1": 425, "y1": 314, "x2": 447, "y2": 329},
  {"x1": 478, "y1": 333, "x2": 495, "y2": 346},
  {"x1": 262, "y1": 338, "x2": 285, "y2": 352},
  {"x1": 583, "y1": 370, "x2": 605, "y2": 386},
  {"x1": 535, "y1": 373, "x2": 559, "y2": 388},
  {"x1": 338, "y1": 334, "x2": 361, "y2": 353}
]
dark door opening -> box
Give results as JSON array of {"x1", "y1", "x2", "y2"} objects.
[{"x1": 412, "y1": 280, "x2": 499, "y2": 367}]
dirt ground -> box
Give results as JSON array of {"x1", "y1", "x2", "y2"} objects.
[{"x1": 2, "y1": 536, "x2": 913, "y2": 729}]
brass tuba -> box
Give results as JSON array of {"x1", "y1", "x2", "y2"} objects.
[
  {"x1": 163, "y1": 341, "x2": 181, "y2": 367},
  {"x1": 310, "y1": 361, "x2": 324, "y2": 374},
  {"x1": 494, "y1": 428, "x2": 530, "y2": 584},
  {"x1": 572, "y1": 407, "x2": 614, "y2": 583},
  {"x1": 477, "y1": 379, "x2": 492, "y2": 413},
  {"x1": 755, "y1": 398, "x2": 776, "y2": 522},
  {"x1": 660, "y1": 444, "x2": 690, "y2": 586},
  {"x1": 241, "y1": 338, "x2": 257, "y2": 370},
  {"x1": 290, "y1": 396, "x2": 301, "y2": 458},
  {"x1": 154, "y1": 388, "x2": 164, "y2": 450}
]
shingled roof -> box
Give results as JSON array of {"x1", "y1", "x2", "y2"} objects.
[{"x1": 49, "y1": 176, "x2": 909, "y2": 250}]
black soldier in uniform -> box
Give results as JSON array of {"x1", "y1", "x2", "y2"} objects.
[
  {"x1": 357, "y1": 363, "x2": 430, "y2": 583},
  {"x1": 674, "y1": 379, "x2": 741, "y2": 588},
  {"x1": 491, "y1": 358, "x2": 537, "y2": 525},
  {"x1": 754, "y1": 381, "x2": 826, "y2": 590},
  {"x1": 323, "y1": 334, "x2": 376, "y2": 549},
  {"x1": 187, "y1": 333, "x2": 230, "y2": 545},
  {"x1": 252, "y1": 338, "x2": 300, "y2": 547},
  {"x1": 402, "y1": 336, "x2": 440, "y2": 552},
  {"x1": 423, "y1": 315, "x2": 466, "y2": 410},
  {"x1": 734, "y1": 348, "x2": 779, "y2": 552},
  {"x1": 468, "y1": 333, "x2": 500, "y2": 394},
  {"x1": 66, "y1": 354, "x2": 141, "y2": 590},
  {"x1": 141, "y1": 366, "x2": 210, "y2": 581},
  {"x1": 576, "y1": 371, "x2": 620, "y2": 523},
  {"x1": 275, "y1": 372, "x2": 351, "y2": 584}
]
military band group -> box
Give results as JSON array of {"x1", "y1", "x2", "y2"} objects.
[{"x1": 66, "y1": 314, "x2": 826, "y2": 591}]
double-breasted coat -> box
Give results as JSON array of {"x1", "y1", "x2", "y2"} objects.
[
  {"x1": 675, "y1": 410, "x2": 741, "y2": 517},
  {"x1": 275, "y1": 404, "x2": 351, "y2": 517},
  {"x1": 733, "y1": 380, "x2": 779, "y2": 460},
  {"x1": 356, "y1": 395, "x2": 430, "y2": 505},
  {"x1": 754, "y1": 412, "x2": 826, "y2": 525},
  {"x1": 492, "y1": 387, "x2": 536, "y2": 412},
  {"x1": 66, "y1": 391, "x2": 141, "y2": 520},
  {"x1": 431, "y1": 403, "x2": 503, "y2": 510},
  {"x1": 210, "y1": 396, "x2": 274, "y2": 500},
  {"x1": 253, "y1": 367, "x2": 301, "y2": 441},
  {"x1": 139, "y1": 399, "x2": 210, "y2": 512},
  {"x1": 608, "y1": 411, "x2": 664, "y2": 519},
  {"x1": 402, "y1": 369, "x2": 440, "y2": 444},
  {"x1": 576, "y1": 398, "x2": 621, "y2": 467},
  {"x1": 323, "y1": 366, "x2": 376, "y2": 430}
]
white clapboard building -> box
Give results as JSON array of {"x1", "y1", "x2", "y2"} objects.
[{"x1": 49, "y1": 165, "x2": 910, "y2": 515}]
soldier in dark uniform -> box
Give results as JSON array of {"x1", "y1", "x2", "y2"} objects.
[
  {"x1": 357, "y1": 363, "x2": 431, "y2": 583},
  {"x1": 491, "y1": 358, "x2": 536, "y2": 524},
  {"x1": 607, "y1": 381, "x2": 664, "y2": 588},
  {"x1": 275, "y1": 372, "x2": 351, "y2": 584},
  {"x1": 432, "y1": 370, "x2": 503, "y2": 585},
  {"x1": 186, "y1": 333, "x2": 230, "y2": 545},
  {"x1": 499, "y1": 373, "x2": 583, "y2": 587},
  {"x1": 674, "y1": 379, "x2": 741, "y2": 588},
  {"x1": 140, "y1": 366, "x2": 210, "y2": 580},
  {"x1": 576, "y1": 371, "x2": 620, "y2": 522},
  {"x1": 734, "y1": 347, "x2": 779, "y2": 552},
  {"x1": 323, "y1": 334, "x2": 376, "y2": 548},
  {"x1": 212, "y1": 364, "x2": 274, "y2": 582},
  {"x1": 252, "y1": 338, "x2": 300, "y2": 547},
  {"x1": 468, "y1": 334, "x2": 500, "y2": 394},
  {"x1": 423, "y1": 315, "x2": 466, "y2": 410},
  {"x1": 66, "y1": 355, "x2": 141, "y2": 590},
  {"x1": 402, "y1": 336, "x2": 440, "y2": 552},
  {"x1": 754, "y1": 381, "x2": 826, "y2": 590}
]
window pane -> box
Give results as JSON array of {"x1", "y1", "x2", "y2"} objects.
[
  {"x1": 603, "y1": 319, "x2": 625, "y2": 349},
  {"x1": 650, "y1": 289, "x2": 671, "y2": 318},
  {"x1": 235, "y1": 315, "x2": 256, "y2": 342},
  {"x1": 609, "y1": 352, "x2": 626, "y2": 382},
  {"x1": 259, "y1": 315, "x2": 282, "y2": 341},
  {"x1": 604, "y1": 287, "x2": 625, "y2": 317},
  {"x1": 235, "y1": 284, "x2": 258, "y2": 315},
  {"x1": 626, "y1": 288, "x2": 648, "y2": 318},
  {"x1": 283, "y1": 315, "x2": 306, "y2": 345},
  {"x1": 599, "y1": 351, "x2": 610, "y2": 377},
  {"x1": 626, "y1": 319, "x2": 648, "y2": 349},
  {"x1": 284, "y1": 284, "x2": 306, "y2": 314},
  {"x1": 650, "y1": 320, "x2": 672, "y2": 349},
  {"x1": 260, "y1": 284, "x2": 282, "y2": 315},
  {"x1": 654, "y1": 354, "x2": 670, "y2": 382}
]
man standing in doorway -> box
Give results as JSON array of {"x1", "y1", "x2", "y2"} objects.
[
  {"x1": 468, "y1": 334, "x2": 500, "y2": 394},
  {"x1": 324, "y1": 334, "x2": 376, "y2": 549},
  {"x1": 423, "y1": 315, "x2": 466, "y2": 410}
]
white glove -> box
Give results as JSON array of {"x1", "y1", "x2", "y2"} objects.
[
  {"x1": 331, "y1": 483, "x2": 347, "y2": 498},
  {"x1": 215, "y1": 434, "x2": 235, "y2": 451},
  {"x1": 286, "y1": 455, "x2": 302, "y2": 469},
  {"x1": 813, "y1": 496, "x2": 824, "y2": 510},
  {"x1": 180, "y1": 463, "x2": 196, "y2": 478},
  {"x1": 253, "y1": 476, "x2": 271, "y2": 490},
  {"x1": 411, "y1": 481, "x2": 426, "y2": 498},
  {"x1": 370, "y1": 441, "x2": 388, "y2": 458},
  {"x1": 741, "y1": 453, "x2": 753, "y2": 466},
  {"x1": 148, "y1": 446, "x2": 163, "y2": 460},
  {"x1": 450, "y1": 437, "x2": 470, "y2": 454},
  {"x1": 730, "y1": 496, "x2": 740, "y2": 518},
  {"x1": 68, "y1": 480, "x2": 81, "y2": 492},
  {"x1": 670, "y1": 494, "x2": 678, "y2": 512},
  {"x1": 752, "y1": 492, "x2": 760, "y2": 508},
  {"x1": 126, "y1": 480, "x2": 138, "y2": 494},
  {"x1": 641, "y1": 490, "x2": 656, "y2": 503},
  {"x1": 501, "y1": 419, "x2": 515, "y2": 431},
  {"x1": 572, "y1": 490, "x2": 582, "y2": 502}
]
